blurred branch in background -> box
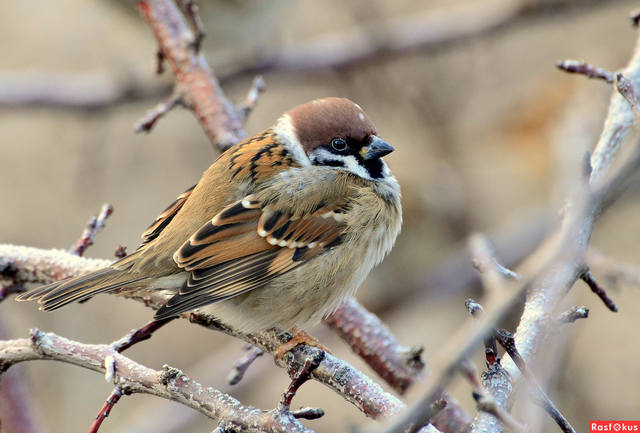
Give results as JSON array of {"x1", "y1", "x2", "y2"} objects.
[{"x1": 0, "y1": 0, "x2": 629, "y2": 112}]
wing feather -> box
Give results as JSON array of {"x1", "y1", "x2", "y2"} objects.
[
  {"x1": 140, "y1": 184, "x2": 196, "y2": 247},
  {"x1": 155, "y1": 187, "x2": 350, "y2": 320}
]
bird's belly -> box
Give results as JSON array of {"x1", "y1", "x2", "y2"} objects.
[{"x1": 199, "y1": 241, "x2": 374, "y2": 333}]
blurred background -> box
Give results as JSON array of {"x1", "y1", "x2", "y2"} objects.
[{"x1": 2, "y1": 0, "x2": 640, "y2": 432}]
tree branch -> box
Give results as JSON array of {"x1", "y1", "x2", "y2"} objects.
[
  {"x1": 0, "y1": 330, "x2": 314, "y2": 433},
  {"x1": 136, "y1": 0, "x2": 247, "y2": 151},
  {"x1": 0, "y1": 243, "x2": 404, "y2": 420}
]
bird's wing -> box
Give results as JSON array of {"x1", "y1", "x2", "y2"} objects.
[
  {"x1": 140, "y1": 184, "x2": 196, "y2": 247},
  {"x1": 154, "y1": 170, "x2": 351, "y2": 319}
]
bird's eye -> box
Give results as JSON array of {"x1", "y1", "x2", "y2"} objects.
[{"x1": 330, "y1": 138, "x2": 347, "y2": 152}]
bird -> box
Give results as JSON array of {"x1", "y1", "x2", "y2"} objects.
[{"x1": 18, "y1": 97, "x2": 402, "y2": 350}]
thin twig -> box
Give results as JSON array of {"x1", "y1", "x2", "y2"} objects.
[
  {"x1": 555, "y1": 60, "x2": 615, "y2": 83},
  {"x1": 579, "y1": 269, "x2": 618, "y2": 312},
  {"x1": 70, "y1": 204, "x2": 114, "y2": 257},
  {"x1": 556, "y1": 306, "x2": 589, "y2": 324},
  {"x1": 227, "y1": 345, "x2": 264, "y2": 386},
  {"x1": 495, "y1": 330, "x2": 577, "y2": 433},
  {"x1": 460, "y1": 360, "x2": 520, "y2": 433},
  {"x1": 588, "y1": 249, "x2": 640, "y2": 288},
  {"x1": 238, "y1": 76, "x2": 266, "y2": 121},
  {"x1": 134, "y1": 91, "x2": 182, "y2": 133},
  {"x1": 86, "y1": 386, "x2": 124, "y2": 433},
  {"x1": 182, "y1": 0, "x2": 206, "y2": 53},
  {"x1": 465, "y1": 299, "x2": 498, "y2": 366},
  {"x1": 279, "y1": 351, "x2": 325, "y2": 410},
  {"x1": 110, "y1": 318, "x2": 175, "y2": 353},
  {"x1": 473, "y1": 392, "x2": 527, "y2": 433}
]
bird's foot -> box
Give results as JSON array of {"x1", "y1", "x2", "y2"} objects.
[{"x1": 275, "y1": 327, "x2": 330, "y2": 361}]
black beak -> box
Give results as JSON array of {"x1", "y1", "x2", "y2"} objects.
[{"x1": 360, "y1": 136, "x2": 394, "y2": 160}]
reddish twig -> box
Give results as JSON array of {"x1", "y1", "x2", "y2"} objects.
[
  {"x1": 227, "y1": 345, "x2": 264, "y2": 386},
  {"x1": 495, "y1": 329, "x2": 577, "y2": 433},
  {"x1": 86, "y1": 386, "x2": 124, "y2": 433},
  {"x1": 279, "y1": 351, "x2": 325, "y2": 410},
  {"x1": 134, "y1": 91, "x2": 182, "y2": 132},
  {"x1": 137, "y1": 0, "x2": 247, "y2": 151},
  {"x1": 110, "y1": 318, "x2": 175, "y2": 353},
  {"x1": 70, "y1": 204, "x2": 114, "y2": 257},
  {"x1": 555, "y1": 60, "x2": 615, "y2": 83},
  {"x1": 324, "y1": 298, "x2": 424, "y2": 395},
  {"x1": 579, "y1": 269, "x2": 618, "y2": 312}
]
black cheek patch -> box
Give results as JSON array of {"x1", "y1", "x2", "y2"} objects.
[
  {"x1": 362, "y1": 158, "x2": 384, "y2": 179},
  {"x1": 322, "y1": 160, "x2": 346, "y2": 168}
]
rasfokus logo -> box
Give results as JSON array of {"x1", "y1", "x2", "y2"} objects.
[{"x1": 591, "y1": 421, "x2": 640, "y2": 432}]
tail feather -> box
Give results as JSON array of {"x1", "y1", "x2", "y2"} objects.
[{"x1": 17, "y1": 267, "x2": 148, "y2": 311}]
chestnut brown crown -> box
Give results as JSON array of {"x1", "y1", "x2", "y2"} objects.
[{"x1": 286, "y1": 97, "x2": 378, "y2": 154}]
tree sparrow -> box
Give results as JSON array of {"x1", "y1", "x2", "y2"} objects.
[{"x1": 18, "y1": 97, "x2": 402, "y2": 335}]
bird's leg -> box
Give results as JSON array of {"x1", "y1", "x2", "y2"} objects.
[{"x1": 274, "y1": 327, "x2": 330, "y2": 361}]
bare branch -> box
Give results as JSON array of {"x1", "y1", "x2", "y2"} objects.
[
  {"x1": 110, "y1": 318, "x2": 175, "y2": 353},
  {"x1": 134, "y1": 91, "x2": 182, "y2": 133},
  {"x1": 579, "y1": 269, "x2": 618, "y2": 312},
  {"x1": 556, "y1": 306, "x2": 589, "y2": 324},
  {"x1": 137, "y1": 0, "x2": 247, "y2": 151},
  {"x1": 227, "y1": 345, "x2": 264, "y2": 386},
  {"x1": 495, "y1": 330, "x2": 577, "y2": 433},
  {"x1": 182, "y1": 0, "x2": 206, "y2": 53},
  {"x1": 70, "y1": 204, "x2": 114, "y2": 257},
  {"x1": 238, "y1": 76, "x2": 266, "y2": 121},
  {"x1": 324, "y1": 298, "x2": 424, "y2": 395},
  {"x1": 0, "y1": 244, "x2": 404, "y2": 420},
  {"x1": 555, "y1": 60, "x2": 615, "y2": 83},
  {"x1": 0, "y1": 330, "x2": 314, "y2": 433},
  {"x1": 0, "y1": 71, "x2": 169, "y2": 110},
  {"x1": 464, "y1": 299, "x2": 498, "y2": 367}
]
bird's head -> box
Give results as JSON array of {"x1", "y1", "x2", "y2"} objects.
[{"x1": 275, "y1": 97, "x2": 394, "y2": 180}]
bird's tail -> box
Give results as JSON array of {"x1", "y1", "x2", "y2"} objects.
[{"x1": 16, "y1": 266, "x2": 148, "y2": 311}]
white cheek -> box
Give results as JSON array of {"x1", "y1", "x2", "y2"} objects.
[
  {"x1": 273, "y1": 114, "x2": 310, "y2": 166},
  {"x1": 342, "y1": 155, "x2": 372, "y2": 179}
]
